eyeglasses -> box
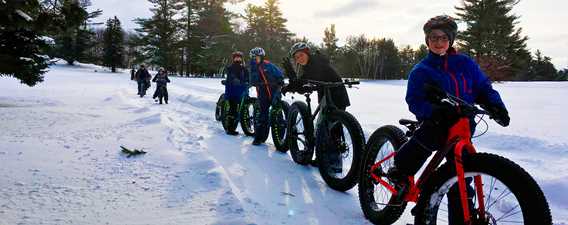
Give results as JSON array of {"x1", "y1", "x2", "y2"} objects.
[{"x1": 428, "y1": 35, "x2": 449, "y2": 42}]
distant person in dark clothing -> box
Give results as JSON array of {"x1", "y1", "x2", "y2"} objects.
[
  {"x1": 135, "y1": 64, "x2": 151, "y2": 97},
  {"x1": 130, "y1": 67, "x2": 136, "y2": 80},
  {"x1": 152, "y1": 68, "x2": 170, "y2": 104}
]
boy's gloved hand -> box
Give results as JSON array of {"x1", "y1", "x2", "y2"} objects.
[
  {"x1": 430, "y1": 102, "x2": 460, "y2": 127},
  {"x1": 488, "y1": 105, "x2": 510, "y2": 127}
]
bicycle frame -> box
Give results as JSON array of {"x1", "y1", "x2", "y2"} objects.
[
  {"x1": 302, "y1": 81, "x2": 341, "y2": 129},
  {"x1": 369, "y1": 117, "x2": 487, "y2": 224}
]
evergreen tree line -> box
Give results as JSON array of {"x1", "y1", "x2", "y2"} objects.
[
  {"x1": 123, "y1": 0, "x2": 566, "y2": 81},
  {"x1": 126, "y1": 0, "x2": 295, "y2": 77},
  {"x1": 1, "y1": 0, "x2": 103, "y2": 86},
  {"x1": 2, "y1": 0, "x2": 566, "y2": 87}
]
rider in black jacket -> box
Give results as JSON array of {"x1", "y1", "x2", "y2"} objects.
[
  {"x1": 283, "y1": 42, "x2": 350, "y2": 110},
  {"x1": 283, "y1": 42, "x2": 351, "y2": 172}
]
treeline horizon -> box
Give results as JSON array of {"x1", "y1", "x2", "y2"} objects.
[
  {"x1": 1, "y1": 0, "x2": 566, "y2": 87},
  {"x1": 83, "y1": 0, "x2": 568, "y2": 82}
]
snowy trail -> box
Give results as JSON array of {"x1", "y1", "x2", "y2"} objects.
[
  {"x1": 1, "y1": 63, "x2": 567, "y2": 225},
  {"x1": 163, "y1": 78, "x2": 372, "y2": 224}
]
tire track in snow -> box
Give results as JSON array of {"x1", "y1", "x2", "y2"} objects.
[{"x1": 136, "y1": 83, "x2": 261, "y2": 223}]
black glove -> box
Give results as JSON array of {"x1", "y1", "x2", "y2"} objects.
[
  {"x1": 488, "y1": 105, "x2": 510, "y2": 127},
  {"x1": 282, "y1": 57, "x2": 297, "y2": 80},
  {"x1": 423, "y1": 83, "x2": 447, "y2": 103},
  {"x1": 430, "y1": 102, "x2": 460, "y2": 127}
]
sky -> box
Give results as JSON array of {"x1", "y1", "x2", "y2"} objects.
[{"x1": 89, "y1": 0, "x2": 568, "y2": 69}]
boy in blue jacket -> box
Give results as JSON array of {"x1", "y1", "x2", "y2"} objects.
[
  {"x1": 249, "y1": 47, "x2": 284, "y2": 145},
  {"x1": 224, "y1": 51, "x2": 249, "y2": 135},
  {"x1": 390, "y1": 15, "x2": 511, "y2": 223}
]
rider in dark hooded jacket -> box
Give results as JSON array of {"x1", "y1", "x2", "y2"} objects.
[
  {"x1": 282, "y1": 42, "x2": 351, "y2": 171},
  {"x1": 223, "y1": 51, "x2": 249, "y2": 135},
  {"x1": 283, "y1": 43, "x2": 350, "y2": 110}
]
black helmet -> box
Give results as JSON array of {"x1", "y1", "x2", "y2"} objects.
[
  {"x1": 289, "y1": 42, "x2": 310, "y2": 57},
  {"x1": 423, "y1": 15, "x2": 458, "y2": 46},
  {"x1": 249, "y1": 47, "x2": 266, "y2": 58}
]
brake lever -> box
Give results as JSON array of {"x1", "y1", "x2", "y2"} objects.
[{"x1": 441, "y1": 98, "x2": 458, "y2": 107}]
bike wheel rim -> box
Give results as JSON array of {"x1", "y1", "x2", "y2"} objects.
[
  {"x1": 323, "y1": 121, "x2": 354, "y2": 179},
  {"x1": 368, "y1": 138, "x2": 398, "y2": 211},
  {"x1": 430, "y1": 172, "x2": 524, "y2": 225},
  {"x1": 291, "y1": 112, "x2": 307, "y2": 151},
  {"x1": 247, "y1": 104, "x2": 255, "y2": 132}
]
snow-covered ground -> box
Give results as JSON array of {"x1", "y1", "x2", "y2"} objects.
[{"x1": 1, "y1": 62, "x2": 566, "y2": 225}]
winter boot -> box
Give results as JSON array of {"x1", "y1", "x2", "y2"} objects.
[
  {"x1": 326, "y1": 138, "x2": 346, "y2": 174},
  {"x1": 386, "y1": 167, "x2": 410, "y2": 200},
  {"x1": 252, "y1": 139, "x2": 262, "y2": 145}
]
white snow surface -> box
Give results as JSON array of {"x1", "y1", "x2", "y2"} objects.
[{"x1": 1, "y1": 62, "x2": 567, "y2": 225}]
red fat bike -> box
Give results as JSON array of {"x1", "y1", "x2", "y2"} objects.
[{"x1": 358, "y1": 89, "x2": 551, "y2": 225}]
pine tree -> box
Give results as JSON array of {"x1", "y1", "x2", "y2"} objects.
[
  {"x1": 103, "y1": 16, "x2": 125, "y2": 73},
  {"x1": 179, "y1": 0, "x2": 198, "y2": 76},
  {"x1": 557, "y1": 68, "x2": 568, "y2": 81},
  {"x1": 135, "y1": 0, "x2": 184, "y2": 72},
  {"x1": 456, "y1": 0, "x2": 531, "y2": 81},
  {"x1": 242, "y1": 0, "x2": 293, "y2": 62},
  {"x1": 414, "y1": 44, "x2": 429, "y2": 62},
  {"x1": 192, "y1": 0, "x2": 235, "y2": 75},
  {"x1": 263, "y1": 0, "x2": 292, "y2": 60},
  {"x1": 526, "y1": 50, "x2": 559, "y2": 81},
  {"x1": 53, "y1": 0, "x2": 101, "y2": 65},
  {"x1": 0, "y1": 0, "x2": 54, "y2": 86},
  {"x1": 323, "y1": 24, "x2": 339, "y2": 63},
  {"x1": 399, "y1": 45, "x2": 415, "y2": 79},
  {"x1": 343, "y1": 35, "x2": 401, "y2": 79}
]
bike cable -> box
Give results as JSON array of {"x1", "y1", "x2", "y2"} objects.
[{"x1": 472, "y1": 114, "x2": 489, "y2": 138}]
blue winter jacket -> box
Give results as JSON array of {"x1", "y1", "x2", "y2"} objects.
[
  {"x1": 250, "y1": 59, "x2": 284, "y2": 102},
  {"x1": 224, "y1": 63, "x2": 249, "y2": 101},
  {"x1": 406, "y1": 49, "x2": 507, "y2": 121}
]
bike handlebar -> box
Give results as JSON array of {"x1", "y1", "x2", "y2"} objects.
[
  {"x1": 303, "y1": 79, "x2": 360, "y2": 88},
  {"x1": 424, "y1": 83, "x2": 493, "y2": 119}
]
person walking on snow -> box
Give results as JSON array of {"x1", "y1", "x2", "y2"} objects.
[
  {"x1": 152, "y1": 68, "x2": 170, "y2": 104},
  {"x1": 135, "y1": 64, "x2": 151, "y2": 97},
  {"x1": 249, "y1": 47, "x2": 284, "y2": 145}
]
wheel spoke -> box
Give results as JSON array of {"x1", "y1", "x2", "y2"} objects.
[
  {"x1": 485, "y1": 176, "x2": 497, "y2": 209},
  {"x1": 295, "y1": 137, "x2": 306, "y2": 145},
  {"x1": 294, "y1": 117, "x2": 302, "y2": 126},
  {"x1": 495, "y1": 204, "x2": 522, "y2": 222},
  {"x1": 486, "y1": 186, "x2": 513, "y2": 211},
  {"x1": 498, "y1": 219, "x2": 524, "y2": 223}
]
